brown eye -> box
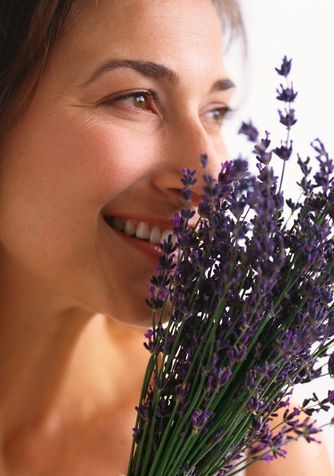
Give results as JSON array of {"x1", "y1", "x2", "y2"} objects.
[
  {"x1": 206, "y1": 106, "x2": 234, "y2": 126},
  {"x1": 103, "y1": 90, "x2": 158, "y2": 113}
]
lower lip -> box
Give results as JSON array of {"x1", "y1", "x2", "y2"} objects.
[{"x1": 104, "y1": 221, "x2": 164, "y2": 262}]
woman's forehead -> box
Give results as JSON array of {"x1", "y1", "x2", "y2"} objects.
[
  {"x1": 55, "y1": 0, "x2": 226, "y2": 89},
  {"x1": 61, "y1": 0, "x2": 224, "y2": 56}
]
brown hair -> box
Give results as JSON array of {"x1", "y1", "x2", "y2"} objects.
[{"x1": 0, "y1": 0, "x2": 245, "y2": 143}]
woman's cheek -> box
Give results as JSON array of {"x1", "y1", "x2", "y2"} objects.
[{"x1": 46, "y1": 112, "x2": 159, "y2": 204}]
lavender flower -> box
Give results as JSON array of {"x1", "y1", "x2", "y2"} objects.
[
  {"x1": 275, "y1": 55, "x2": 292, "y2": 77},
  {"x1": 127, "y1": 57, "x2": 334, "y2": 476},
  {"x1": 276, "y1": 83, "x2": 298, "y2": 102},
  {"x1": 192, "y1": 409, "x2": 215, "y2": 434},
  {"x1": 273, "y1": 140, "x2": 293, "y2": 161},
  {"x1": 329, "y1": 352, "x2": 334, "y2": 378},
  {"x1": 279, "y1": 108, "x2": 297, "y2": 127},
  {"x1": 238, "y1": 120, "x2": 259, "y2": 142}
]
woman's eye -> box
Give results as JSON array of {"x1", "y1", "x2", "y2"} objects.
[
  {"x1": 102, "y1": 90, "x2": 158, "y2": 113},
  {"x1": 206, "y1": 106, "x2": 234, "y2": 126}
]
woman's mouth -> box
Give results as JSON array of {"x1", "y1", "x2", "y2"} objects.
[
  {"x1": 103, "y1": 215, "x2": 176, "y2": 262},
  {"x1": 103, "y1": 215, "x2": 175, "y2": 245}
]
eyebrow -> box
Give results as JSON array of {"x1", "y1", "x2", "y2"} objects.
[{"x1": 80, "y1": 58, "x2": 235, "y2": 92}]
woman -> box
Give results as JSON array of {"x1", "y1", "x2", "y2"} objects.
[{"x1": 0, "y1": 1, "x2": 332, "y2": 475}]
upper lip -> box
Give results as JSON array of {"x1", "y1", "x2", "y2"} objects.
[{"x1": 103, "y1": 212, "x2": 199, "y2": 229}]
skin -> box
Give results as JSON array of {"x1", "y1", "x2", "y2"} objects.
[{"x1": 0, "y1": 0, "x2": 332, "y2": 474}]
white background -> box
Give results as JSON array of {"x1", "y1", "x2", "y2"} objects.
[{"x1": 223, "y1": 0, "x2": 334, "y2": 470}]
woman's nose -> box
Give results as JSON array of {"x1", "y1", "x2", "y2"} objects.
[{"x1": 151, "y1": 120, "x2": 229, "y2": 207}]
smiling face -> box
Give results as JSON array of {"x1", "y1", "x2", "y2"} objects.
[{"x1": 0, "y1": 0, "x2": 235, "y2": 327}]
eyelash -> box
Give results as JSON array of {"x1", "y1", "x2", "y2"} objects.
[{"x1": 102, "y1": 89, "x2": 234, "y2": 124}]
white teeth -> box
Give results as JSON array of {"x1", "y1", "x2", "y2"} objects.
[
  {"x1": 124, "y1": 219, "x2": 136, "y2": 236},
  {"x1": 112, "y1": 217, "x2": 124, "y2": 231},
  {"x1": 160, "y1": 229, "x2": 174, "y2": 244},
  {"x1": 135, "y1": 221, "x2": 151, "y2": 240},
  {"x1": 149, "y1": 226, "x2": 161, "y2": 244},
  {"x1": 108, "y1": 216, "x2": 177, "y2": 245}
]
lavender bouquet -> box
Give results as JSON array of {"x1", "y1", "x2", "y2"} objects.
[{"x1": 127, "y1": 57, "x2": 334, "y2": 476}]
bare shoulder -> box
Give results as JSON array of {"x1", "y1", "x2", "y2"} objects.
[{"x1": 245, "y1": 404, "x2": 334, "y2": 476}]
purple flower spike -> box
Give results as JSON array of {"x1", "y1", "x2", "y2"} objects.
[
  {"x1": 144, "y1": 328, "x2": 154, "y2": 339},
  {"x1": 191, "y1": 408, "x2": 215, "y2": 432},
  {"x1": 181, "y1": 168, "x2": 197, "y2": 187},
  {"x1": 171, "y1": 212, "x2": 181, "y2": 228},
  {"x1": 253, "y1": 131, "x2": 272, "y2": 164},
  {"x1": 260, "y1": 454, "x2": 275, "y2": 463},
  {"x1": 276, "y1": 84, "x2": 298, "y2": 103},
  {"x1": 182, "y1": 188, "x2": 192, "y2": 201},
  {"x1": 273, "y1": 141, "x2": 293, "y2": 161},
  {"x1": 328, "y1": 352, "x2": 334, "y2": 377},
  {"x1": 132, "y1": 427, "x2": 141, "y2": 443},
  {"x1": 279, "y1": 108, "x2": 297, "y2": 127},
  {"x1": 275, "y1": 56, "x2": 292, "y2": 77},
  {"x1": 200, "y1": 153, "x2": 208, "y2": 169},
  {"x1": 239, "y1": 120, "x2": 259, "y2": 142},
  {"x1": 327, "y1": 390, "x2": 334, "y2": 404}
]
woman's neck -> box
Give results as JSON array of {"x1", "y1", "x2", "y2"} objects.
[{"x1": 0, "y1": 249, "x2": 149, "y2": 471}]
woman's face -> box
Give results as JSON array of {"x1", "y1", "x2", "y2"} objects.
[{"x1": 0, "y1": 0, "x2": 234, "y2": 326}]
